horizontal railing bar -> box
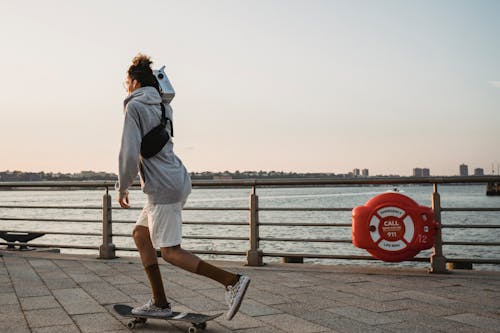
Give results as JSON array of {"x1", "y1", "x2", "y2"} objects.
[
  {"x1": 0, "y1": 205, "x2": 248, "y2": 211},
  {"x1": 442, "y1": 224, "x2": 500, "y2": 229},
  {"x1": 0, "y1": 230, "x2": 100, "y2": 237},
  {"x1": 1, "y1": 205, "x2": 498, "y2": 212},
  {"x1": 3, "y1": 217, "x2": 497, "y2": 228},
  {"x1": 2, "y1": 217, "x2": 496, "y2": 229},
  {"x1": 1, "y1": 206, "x2": 497, "y2": 214},
  {"x1": 123, "y1": 207, "x2": 247, "y2": 211},
  {"x1": 3, "y1": 206, "x2": 497, "y2": 214},
  {"x1": 4, "y1": 231, "x2": 497, "y2": 245},
  {"x1": 0, "y1": 205, "x2": 101, "y2": 210},
  {"x1": 184, "y1": 235, "x2": 248, "y2": 241},
  {"x1": 188, "y1": 250, "x2": 246, "y2": 256},
  {"x1": 1, "y1": 176, "x2": 500, "y2": 189},
  {"x1": 0, "y1": 217, "x2": 100, "y2": 223},
  {"x1": 443, "y1": 241, "x2": 500, "y2": 246},
  {"x1": 0, "y1": 241, "x2": 99, "y2": 250},
  {"x1": 183, "y1": 207, "x2": 248, "y2": 211},
  {"x1": 183, "y1": 221, "x2": 248, "y2": 226},
  {"x1": 112, "y1": 233, "x2": 248, "y2": 241},
  {"x1": 111, "y1": 220, "x2": 249, "y2": 226},
  {"x1": 260, "y1": 207, "x2": 352, "y2": 212},
  {"x1": 446, "y1": 258, "x2": 500, "y2": 264},
  {"x1": 260, "y1": 222, "x2": 352, "y2": 227},
  {"x1": 115, "y1": 247, "x2": 246, "y2": 256},
  {"x1": 263, "y1": 252, "x2": 500, "y2": 264},
  {"x1": 442, "y1": 207, "x2": 500, "y2": 212},
  {"x1": 0, "y1": 181, "x2": 116, "y2": 188},
  {"x1": 260, "y1": 237, "x2": 351, "y2": 243},
  {"x1": 261, "y1": 252, "x2": 429, "y2": 262},
  {"x1": 103, "y1": 220, "x2": 132, "y2": 224},
  {"x1": 115, "y1": 247, "x2": 137, "y2": 251}
]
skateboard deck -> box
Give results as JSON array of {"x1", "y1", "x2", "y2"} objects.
[{"x1": 113, "y1": 304, "x2": 222, "y2": 332}]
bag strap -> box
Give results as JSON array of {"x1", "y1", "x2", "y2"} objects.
[{"x1": 160, "y1": 103, "x2": 174, "y2": 137}]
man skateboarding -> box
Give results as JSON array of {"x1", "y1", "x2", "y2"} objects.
[{"x1": 116, "y1": 54, "x2": 250, "y2": 320}]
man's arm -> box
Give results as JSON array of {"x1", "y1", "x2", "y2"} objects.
[{"x1": 116, "y1": 104, "x2": 142, "y2": 208}]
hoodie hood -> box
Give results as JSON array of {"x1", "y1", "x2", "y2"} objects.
[{"x1": 123, "y1": 86, "x2": 162, "y2": 108}]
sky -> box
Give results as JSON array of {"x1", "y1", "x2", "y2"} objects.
[{"x1": 0, "y1": 0, "x2": 499, "y2": 176}]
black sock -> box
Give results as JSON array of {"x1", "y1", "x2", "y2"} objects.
[
  {"x1": 196, "y1": 261, "x2": 239, "y2": 287},
  {"x1": 144, "y1": 264, "x2": 169, "y2": 308}
]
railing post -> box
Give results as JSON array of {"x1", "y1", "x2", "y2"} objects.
[
  {"x1": 430, "y1": 183, "x2": 447, "y2": 273},
  {"x1": 99, "y1": 188, "x2": 116, "y2": 259},
  {"x1": 246, "y1": 185, "x2": 263, "y2": 266}
]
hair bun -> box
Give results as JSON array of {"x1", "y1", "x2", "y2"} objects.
[
  {"x1": 131, "y1": 53, "x2": 153, "y2": 69},
  {"x1": 128, "y1": 53, "x2": 159, "y2": 91}
]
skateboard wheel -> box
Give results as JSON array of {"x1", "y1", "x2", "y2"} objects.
[
  {"x1": 127, "y1": 321, "x2": 135, "y2": 329},
  {"x1": 188, "y1": 327, "x2": 197, "y2": 333}
]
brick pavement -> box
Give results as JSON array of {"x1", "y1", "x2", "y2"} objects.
[{"x1": 0, "y1": 251, "x2": 499, "y2": 333}]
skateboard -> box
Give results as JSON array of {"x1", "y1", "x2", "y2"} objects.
[{"x1": 113, "y1": 304, "x2": 222, "y2": 332}]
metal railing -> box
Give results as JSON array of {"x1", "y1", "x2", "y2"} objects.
[{"x1": 0, "y1": 176, "x2": 499, "y2": 273}]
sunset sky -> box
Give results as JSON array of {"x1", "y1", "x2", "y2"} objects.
[{"x1": 0, "y1": 0, "x2": 499, "y2": 176}]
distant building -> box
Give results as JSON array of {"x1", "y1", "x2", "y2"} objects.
[
  {"x1": 353, "y1": 168, "x2": 360, "y2": 177},
  {"x1": 474, "y1": 168, "x2": 484, "y2": 176},
  {"x1": 413, "y1": 167, "x2": 430, "y2": 177},
  {"x1": 362, "y1": 169, "x2": 369, "y2": 177},
  {"x1": 459, "y1": 164, "x2": 469, "y2": 176}
]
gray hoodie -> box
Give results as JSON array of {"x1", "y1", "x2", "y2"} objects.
[{"x1": 117, "y1": 86, "x2": 191, "y2": 204}]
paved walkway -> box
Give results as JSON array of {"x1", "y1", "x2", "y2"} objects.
[{"x1": 0, "y1": 251, "x2": 499, "y2": 333}]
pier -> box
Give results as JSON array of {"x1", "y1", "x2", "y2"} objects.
[{"x1": 1, "y1": 250, "x2": 500, "y2": 333}]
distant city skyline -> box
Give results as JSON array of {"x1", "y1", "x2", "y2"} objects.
[
  {"x1": 2, "y1": 162, "x2": 499, "y2": 178},
  {"x1": 1, "y1": 166, "x2": 498, "y2": 183},
  {"x1": 0, "y1": 1, "x2": 499, "y2": 176}
]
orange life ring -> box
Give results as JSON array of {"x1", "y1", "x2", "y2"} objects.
[{"x1": 352, "y1": 192, "x2": 438, "y2": 262}]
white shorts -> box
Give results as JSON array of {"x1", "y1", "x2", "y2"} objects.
[{"x1": 135, "y1": 201, "x2": 185, "y2": 248}]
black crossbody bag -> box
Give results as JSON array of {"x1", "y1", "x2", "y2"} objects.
[{"x1": 140, "y1": 103, "x2": 173, "y2": 158}]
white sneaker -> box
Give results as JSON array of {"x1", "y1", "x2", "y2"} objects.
[
  {"x1": 225, "y1": 275, "x2": 250, "y2": 320},
  {"x1": 131, "y1": 298, "x2": 172, "y2": 317}
]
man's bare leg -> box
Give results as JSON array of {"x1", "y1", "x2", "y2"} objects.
[{"x1": 133, "y1": 226, "x2": 169, "y2": 307}]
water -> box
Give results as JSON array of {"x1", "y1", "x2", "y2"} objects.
[{"x1": 0, "y1": 184, "x2": 499, "y2": 270}]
